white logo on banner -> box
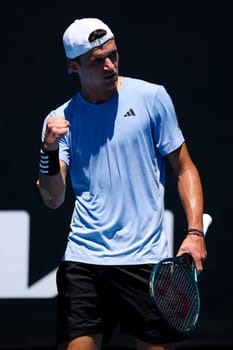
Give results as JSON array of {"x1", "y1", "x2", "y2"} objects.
[{"x1": 0, "y1": 210, "x2": 174, "y2": 299}]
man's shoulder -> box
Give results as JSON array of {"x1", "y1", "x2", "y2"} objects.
[
  {"x1": 123, "y1": 76, "x2": 163, "y2": 94},
  {"x1": 124, "y1": 76, "x2": 160, "y2": 87}
]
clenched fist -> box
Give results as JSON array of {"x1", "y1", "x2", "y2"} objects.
[{"x1": 43, "y1": 115, "x2": 70, "y2": 151}]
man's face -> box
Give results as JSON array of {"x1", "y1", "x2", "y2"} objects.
[{"x1": 69, "y1": 39, "x2": 119, "y2": 92}]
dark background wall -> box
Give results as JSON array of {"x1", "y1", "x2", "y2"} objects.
[{"x1": 0, "y1": 2, "x2": 232, "y2": 349}]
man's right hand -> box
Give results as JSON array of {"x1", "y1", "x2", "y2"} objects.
[{"x1": 43, "y1": 115, "x2": 70, "y2": 151}]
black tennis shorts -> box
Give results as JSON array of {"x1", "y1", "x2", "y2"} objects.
[{"x1": 56, "y1": 261, "x2": 186, "y2": 346}]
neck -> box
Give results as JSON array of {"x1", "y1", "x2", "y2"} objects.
[{"x1": 81, "y1": 76, "x2": 123, "y2": 104}]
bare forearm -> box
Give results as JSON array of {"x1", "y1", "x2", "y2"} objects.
[
  {"x1": 37, "y1": 162, "x2": 66, "y2": 209},
  {"x1": 177, "y1": 164, "x2": 204, "y2": 230},
  {"x1": 176, "y1": 164, "x2": 207, "y2": 272},
  {"x1": 168, "y1": 144, "x2": 204, "y2": 230}
]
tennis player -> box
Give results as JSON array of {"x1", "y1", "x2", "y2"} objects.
[{"x1": 37, "y1": 17, "x2": 207, "y2": 350}]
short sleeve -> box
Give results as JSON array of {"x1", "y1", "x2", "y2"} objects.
[{"x1": 152, "y1": 86, "x2": 185, "y2": 155}]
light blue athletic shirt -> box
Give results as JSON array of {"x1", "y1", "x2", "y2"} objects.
[{"x1": 43, "y1": 77, "x2": 184, "y2": 265}]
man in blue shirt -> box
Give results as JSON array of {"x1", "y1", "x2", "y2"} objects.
[{"x1": 37, "y1": 17, "x2": 207, "y2": 350}]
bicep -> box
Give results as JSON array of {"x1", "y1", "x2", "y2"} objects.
[{"x1": 167, "y1": 142, "x2": 195, "y2": 177}]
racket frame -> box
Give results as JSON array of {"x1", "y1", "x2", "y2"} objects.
[
  {"x1": 149, "y1": 253, "x2": 200, "y2": 335},
  {"x1": 149, "y1": 213, "x2": 212, "y2": 336}
]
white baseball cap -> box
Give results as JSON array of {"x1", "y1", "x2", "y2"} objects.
[{"x1": 63, "y1": 18, "x2": 114, "y2": 59}]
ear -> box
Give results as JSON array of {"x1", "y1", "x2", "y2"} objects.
[{"x1": 66, "y1": 59, "x2": 79, "y2": 74}]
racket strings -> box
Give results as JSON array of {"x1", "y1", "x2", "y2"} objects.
[{"x1": 153, "y1": 262, "x2": 199, "y2": 333}]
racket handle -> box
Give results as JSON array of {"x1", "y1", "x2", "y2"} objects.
[
  {"x1": 188, "y1": 214, "x2": 212, "y2": 278},
  {"x1": 203, "y1": 213, "x2": 213, "y2": 237}
]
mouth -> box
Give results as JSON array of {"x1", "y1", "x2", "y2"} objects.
[{"x1": 104, "y1": 72, "x2": 117, "y2": 81}]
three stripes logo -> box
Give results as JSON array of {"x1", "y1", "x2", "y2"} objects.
[{"x1": 124, "y1": 108, "x2": 136, "y2": 117}]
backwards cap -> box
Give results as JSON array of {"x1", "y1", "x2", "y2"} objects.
[{"x1": 63, "y1": 18, "x2": 114, "y2": 59}]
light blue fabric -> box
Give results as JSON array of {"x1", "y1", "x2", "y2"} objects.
[{"x1": 43, "y1": 77, "x2": 185, "y2": 265}]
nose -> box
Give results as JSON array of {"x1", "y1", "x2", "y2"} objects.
[{"x1": 104, "y1": 57, "x2": 114, "y2": 70}]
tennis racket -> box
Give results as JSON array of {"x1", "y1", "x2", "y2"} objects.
[{"x1": 149, "y1": 213, "x2": 212, "y2": 336}]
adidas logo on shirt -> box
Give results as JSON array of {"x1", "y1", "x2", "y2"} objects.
[{"x1": 124, "y1": 108, "x2": 136, "y2": 117}]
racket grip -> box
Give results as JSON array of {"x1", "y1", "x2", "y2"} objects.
[
  {"x1": 191, "y1": 214, "x2": 212, "y2": 277},
  {"x1": 203, "y1": 213, "x2": 212, "y2": 237}
]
